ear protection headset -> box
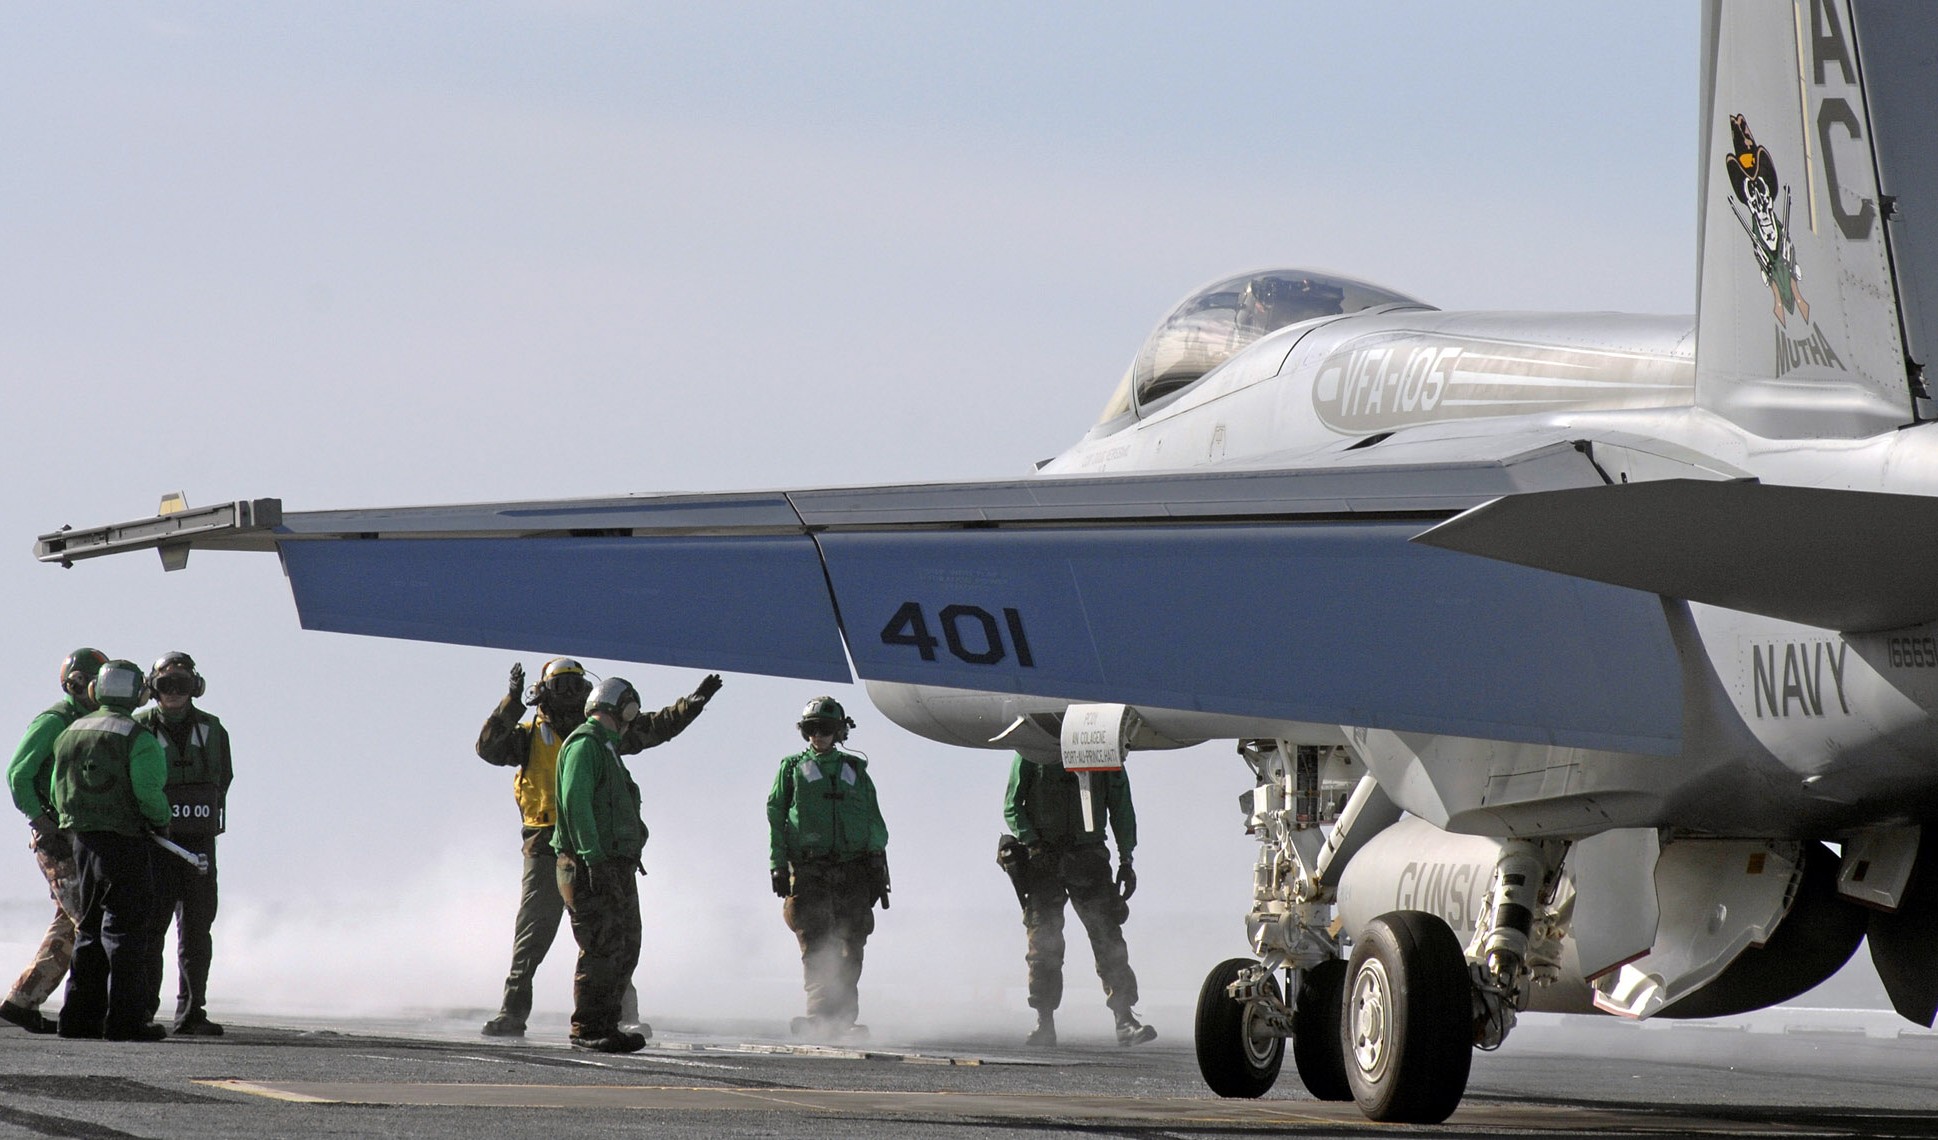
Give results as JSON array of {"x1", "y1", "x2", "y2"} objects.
[
  {"x1": 585, "y1": 676, "x2": 642, "y2": 723},
  {"x1": 60, "y1": 648, "x2": 108, "y2": 697},
  {"x1": 148, "y1": 650, "x2": 205, "y2": 698}
]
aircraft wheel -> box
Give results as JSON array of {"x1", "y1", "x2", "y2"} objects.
[
  {"x1": 1291, "y1": 958, "x2": 1351, "y2": 1101},
  {"x1": 1343, "y1": 911, "x2": 1474, "y2": 1123},
  {"x1": 1193, "y1": 957, "x2": 1284, "y2": 1098}
]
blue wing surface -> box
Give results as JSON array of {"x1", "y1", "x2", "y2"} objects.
[
  {"x1": 35, "y1": 440, "x2": 1685, "y2": 751},
  {"x1": 819, "y1": 524, "x2": 1680, "y2": 754},
  {"x1": 279, "y1": 534, "x2": 851, "y2": 682},
  {"x1": 267, "y1": 490, "x2": 854, "y2": 681}
]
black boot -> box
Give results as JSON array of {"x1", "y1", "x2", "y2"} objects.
[
  {"x1": 0, "y1": 1000, "x2": 56, "y2": 1034},
  {"x1": 1114, "y1": 1010, "x2": 1156, "y2": 1046},
  {"x1": 1025, "y1": 1010, "x2": 1056, "y2": 1047}
]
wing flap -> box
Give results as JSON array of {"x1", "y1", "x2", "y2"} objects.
[
  {"x1": 822, "y1": 522, "x2": 1681, "y2": 754},
  {"x1": 280, "y1": 534, "x2": 852, "y2": 682}
]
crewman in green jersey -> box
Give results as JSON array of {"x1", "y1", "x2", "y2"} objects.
[
  {"x1": 50, "y1": 660, "x2": 170, "y2": 1042},
  {"x1": 1, "y1": 648, "x2": 108, "y2": 1033},
  {"x1": 768, "y1": 697, "x2": 889, "y2": 1043}
]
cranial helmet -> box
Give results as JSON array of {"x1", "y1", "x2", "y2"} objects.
[
  {"x1": 797, "y1": 695, "x2": 855, "y2": 742},
  {"x1": 585, "y1": 676, "x2": 641, "y2": 723},
  {"x1": 91, "y1": 659, "x2": 147, "y2": 710},
  {"x1": 147, "y1": 650, "x2": 205, "y2": 698},
  {"x1": 538, "y1": 657, "x2": 590, "y2": 700},
  {"x1": 59, "y1": 648, "x2": 109, "y2": 696}
]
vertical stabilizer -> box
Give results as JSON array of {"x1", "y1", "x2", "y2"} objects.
[{"x1": 1695, "y1": 1, "x2": 1935, "y2": 438}]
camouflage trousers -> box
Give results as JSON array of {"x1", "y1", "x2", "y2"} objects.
[
  {"x1": 560, "y1": 860, "x2": 641, "y2": 1039},
  {"x1": 782, "y1": 860, "x2": 878, "y2": 1027},
  {"x1": 495, "y1": 828, "x2": 637, "y2": 1028},
  {"x1": 7, "y1": 837, "x2": 83, "y2": 1010},
  {"x1": 1021, "y1": 844, "x2": 1138, "y2": 1015}
]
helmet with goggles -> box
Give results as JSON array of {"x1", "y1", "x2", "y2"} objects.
[
  {"x1": 796, "y1": 695, "x2": 855, "y2": 742},
  {"x1": 148, "y1": 650, "x2": 205, "y2": 699},
  {"x1": 537, "y1": 658, "x2": 590, "y2": 700}
]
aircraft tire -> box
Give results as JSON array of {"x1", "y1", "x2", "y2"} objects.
[
  {"x1": 1343, "y1": 911, "x2": 1473, "y2": 1123},
  {"x1": 1193, "y1": 957, "x2": 1284, "y2": 1098},
  {"x1": 1291, "y1": 957, "x2": 1351, "y2": 1101}
]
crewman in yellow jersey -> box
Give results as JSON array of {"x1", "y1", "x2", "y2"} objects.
[{"x1": 475, "y1": 658, "x2": 721, "y2": 1037}]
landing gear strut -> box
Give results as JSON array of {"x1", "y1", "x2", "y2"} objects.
[
  {"x1": 1195, "y1": 741, "x2": 1387, "y2": 1102},
  {"x1": 1198, "y1": 738, "x2": 1578, "y2": 1122}
]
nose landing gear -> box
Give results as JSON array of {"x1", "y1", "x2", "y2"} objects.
[{"x1": 1193, "y1": 957, "x2": 1285, "y2": 1098}]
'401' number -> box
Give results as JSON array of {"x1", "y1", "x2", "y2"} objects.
[{"x1": 880, "y1": 601, "x2": 1034, "y2": 668}]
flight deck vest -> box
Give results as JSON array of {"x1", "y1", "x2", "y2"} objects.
[
  {"x1": 51, "y1": 709, "x2": 148, "y2": 835},
  {"x1": 773, "y1": 748, "x2": 886, "y2": 864},
  {"x1": 137, "y1": 709, "x2": 230, "y2": 839},
  {"x1": 514, "y1": 721, "x2": 566, "y2": 829},
  {"x1": 551, "y1": 721, "x2": 645, "y2": 863}
]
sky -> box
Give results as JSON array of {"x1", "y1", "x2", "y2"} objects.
[{"x1": 0, "y1": 2, "x2": 1753, "y2": 1038}]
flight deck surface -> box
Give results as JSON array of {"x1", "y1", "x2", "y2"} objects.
[{"x1": 2, "y1": 1011, "x2": 1936, "y2": 1138}]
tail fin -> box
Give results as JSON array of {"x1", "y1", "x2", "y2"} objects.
[{"x1": 1694, "y1": 0, "x2": 1937, "y2": 438}]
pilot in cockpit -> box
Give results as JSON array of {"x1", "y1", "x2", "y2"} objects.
[{"x1": 1236, "y1": 275, "x2": 1346, "y2": 336}]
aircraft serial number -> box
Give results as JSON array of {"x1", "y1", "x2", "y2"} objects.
[
  {"x1": 880, "y1": 601, "x2": 1034, "y2": 667},
  {"x1": 1888, "y1": 637, "x2": 1938, "y2": 669}
]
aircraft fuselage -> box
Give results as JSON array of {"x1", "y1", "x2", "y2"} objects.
[{"x1": 873, "y1": 304, "x2": 1938, "y2": 842}]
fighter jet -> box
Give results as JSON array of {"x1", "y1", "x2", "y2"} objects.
[{"x1": 35, "y1": 1, "x2": 1938, "y2": 1124}]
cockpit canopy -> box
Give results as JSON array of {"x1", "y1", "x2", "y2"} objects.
[{"x1": 1097, "y1": 269, "x2": 1427, "y2": 424}]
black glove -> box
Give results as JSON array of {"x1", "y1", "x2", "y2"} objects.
[
  {"x1": 692, "y1": 673, "x2": 724, "y2": 704},
  {"x1": 771, "y1": 866, "x2": 792, "y2": 898},
  {"x1": 869, "y1": 851, "x2": 891, "y2": 909},
  {"x1": 27, "y1": 814, "x2": 70, "y2": 861},
  {"x1": 508, "y1": 662, "x2": 526, "y2": 700},
  {"x1": 1115, "y1": 859, "x2": 1137, "y2": 901}
]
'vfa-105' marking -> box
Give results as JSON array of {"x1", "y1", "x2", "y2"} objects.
[
  {"x1": 880, "y1": 601, "x2": 1035, "y2": 667},
  {"x1": 1750, "y1": 639, "x2": 1850, "y2": 719}
]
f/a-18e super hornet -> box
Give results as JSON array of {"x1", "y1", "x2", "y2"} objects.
[{"x1": 38, "y1": 1, "x2": 1938, "y2": 1124}]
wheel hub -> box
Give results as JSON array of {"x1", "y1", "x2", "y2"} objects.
[
  {"x1": 1240, "y1": 1002, "x2": 1278, "y2": 1067},
  {"x1": 1349, "y1": 958, "x2": 1392, "y2": 1079}
]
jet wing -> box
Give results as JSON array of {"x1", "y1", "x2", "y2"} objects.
[{"x1": 35, "y1": 439, "x2": 1684, "y2": 754}]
